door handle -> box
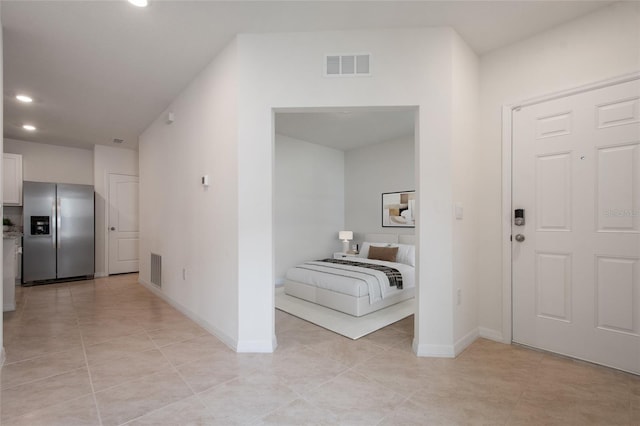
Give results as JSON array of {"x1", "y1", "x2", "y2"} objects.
[
  {"x1": 57, "y1": 197, "x2": 61, "y2": 248},
  {"x1": 110, "y1": 227, "x2": 116, "y2": 231},
  {"x1": 515, "y1": 234, "x2": 525, "y2": 242},
  {"x1": 52, "y1": 200, "x2": 57, "y2": 248}
]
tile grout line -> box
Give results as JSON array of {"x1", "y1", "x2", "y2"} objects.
[
  {"x1": 154, "y1": 334, "x2": 308, "y2": 424},
  {"x1": 73, "y1": 285, "x2": 105, "y2": 426},
  {"x1": 1, "y1": 340, "x2": 83, "y2": 367},
  {"x1": 3, "y1": 286, "x2": 79, "y2": 367},
  {"x1": 291, "y1": 360, "x2": 410, "y2": 426},
  {"x1": 118, "y1": 394, "x2": 198, "y2": 426},
  {"x1": 240, "y1": 347, "x2": 320, "y2": 424},
  {"x1": 64, "y1": 318, "x2": 211, "y2": 396},
  {"x1": 10, "y1": 277, "x2": 637, "y2": 425},
  {"x1": 3, "y1": 277, "x2": 172, "y2": 423},
  {"x1": 1, "y1": 392, "x2": 98, "y2": 424},
  {"x1": 130, "y1": 320, "x2": 260, "y2": 421},
  {"x1": 373, "y1": 392, "x2": 413, "y2": 426},
  {"x1": 245, "y1": 393, "x2": 301, "y2": 425},
  {"x1": 1, "y1": 285, "x2": 89, "y2": 424},
  {"x1": 0, "y1": 363, "x2": 87, "y2": 392},
  {"x1": 257, "y1": 375, "x2": 340, "y2": 423},
  {"x1": 115, "y1": 324, "x2": 212, "y2": 425}
]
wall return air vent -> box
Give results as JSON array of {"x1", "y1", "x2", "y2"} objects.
[
  {"x1": 150, "y1": 253, "x2": 162, "y2": 287},
  {"x1": 325, "y1": 54, "x2": 371, "y2": 77}
]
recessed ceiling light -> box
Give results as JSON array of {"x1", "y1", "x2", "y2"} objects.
[
  {"x1": 16, "y1": 94, "x2": 33, "y2": 103},
  {"x1": 23, "y1": 124, "x2": 36, "y2": 131},
  {"x1": 128, "y1": 0, "x2": 148, "y2": 7}
]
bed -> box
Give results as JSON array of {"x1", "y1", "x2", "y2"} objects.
[{"x1": 284, "y1": 234, "x2": 415, "y2": 317}]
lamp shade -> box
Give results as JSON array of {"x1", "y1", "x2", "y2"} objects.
[{"x1": 338, "y1": 231, "x2": 353, "y2": 241}]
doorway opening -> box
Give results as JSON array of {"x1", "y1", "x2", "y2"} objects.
[{"x1": 272, "y1": 106, "x2": 419, "y2": 348}]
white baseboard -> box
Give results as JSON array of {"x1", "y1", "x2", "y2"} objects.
[
  {"x1": 137, "y1": 278, "x2": 239, "y2": 352},
  {"x1": 0, "y1": 347, "x2": 5, "y2": 367},
  {"x1": 412, "y1": 328, "x2": 479, "y2": 358},
  {"x1": 94, "y1": 272, "x2": 108, "y2": 278},
  {"x1": 454, "y1": 328, "x2": 479, "y2": 356},
  {"x1": 478, "y1": 327, "x2": 505, "y2": 343},
  {"x1": 412, "y1": 339, "x2": 455, "y2": 358},
  {"x1": 3, "y1": 303, "x2": 16, "y2": 312},
  {"x1": 236, "y1": 338, "x2": 277, "y2": 353}
]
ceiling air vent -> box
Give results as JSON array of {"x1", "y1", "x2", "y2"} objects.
[
  {"x1": 112, "y1": 138, "x2": 124, "y2": 144},
  {"x1": 325, "y1": 54, "x2": 371, "y2": 77}
]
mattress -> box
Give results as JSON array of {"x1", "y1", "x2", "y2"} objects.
[
  {"x1": 283, "y1": 280, "x2": 414, "y2": 317},
  {"x1": 284, "y1": 257, "x2": 415, "y2": 317}
]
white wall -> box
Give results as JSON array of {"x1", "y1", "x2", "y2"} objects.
[
  {"x1": 139, "y1": 40, "x2": 239, "y2": 349},
  {"x1": 477, "y1": 2, "x2": 640, "y2": 340},
  {"x1": 140, "y1": 27, "x2": 477, "y2": 354},
  {"x1": 4, "y1": 138, "x2": 93, "y2": 184},
  {"x1": 344, "y1": 136, "x2": 414, "y2": 241},
  {"x1": 451, "y1": 31, "x2": 480, "y2": 351},
  {"x1": 236, "y1": 28, "x2": 469, "y2": 354},
  {"x1": 94, "y1": 145, "x2": 138, "y2": 277},
  {"x1": 1, "y1": 1, "x2": 5, "y2": 364},
  {"x1": 274, "y1": 134, "x2": 344, "y2": 284}
]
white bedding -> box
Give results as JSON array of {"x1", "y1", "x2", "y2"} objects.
[{"x1": 285, "y1": 257, "x2": 415, "y2": 304}]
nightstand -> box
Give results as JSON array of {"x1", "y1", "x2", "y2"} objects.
[{"x1": 333, "y1": 252, "x2": 359, "y2": 259}]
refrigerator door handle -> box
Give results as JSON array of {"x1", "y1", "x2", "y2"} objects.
[
  {"x1": 57, "y1": 197, "x2": 62, "y2": 249},
  {"x1": 52, "y1": 199, "x2": 57, "y2": 248}
]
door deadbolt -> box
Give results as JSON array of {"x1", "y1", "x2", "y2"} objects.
[
  {"x1": 514, "y1": 209, "x2": 525, "y2": 226},
  {"x1": 515, "y1": 234, "x2": 525, "y2": 242}
]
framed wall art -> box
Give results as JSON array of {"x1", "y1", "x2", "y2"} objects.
[{"x1": 382, "y1": 190, "x2": 416, "y2": 228}]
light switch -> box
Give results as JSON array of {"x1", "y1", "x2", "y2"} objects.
[{"x1": 455, "y1": 203, "x2": 464, "y2": 220}]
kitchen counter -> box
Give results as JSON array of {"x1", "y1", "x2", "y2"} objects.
[{"x1": 3, "y1": 231, "x2": 22, "y2": 239}]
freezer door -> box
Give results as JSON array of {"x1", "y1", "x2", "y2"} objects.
[
  {"x1": 22, "y1": 181, "x2": 57, "y2": 282},
  {"x1": 57, "y1": 184, "x2": 95, "y2": 279}
]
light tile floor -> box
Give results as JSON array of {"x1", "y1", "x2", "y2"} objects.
[{"x1": 1, "y1": 274, "x2": 638, "y2": 425}]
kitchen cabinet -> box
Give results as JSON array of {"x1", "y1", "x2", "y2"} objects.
[
  {"x1": 3, "y1": 237, "x2": 16, "y2": 311},
  {"x1": 3, "y1": 153, "x2": 23, "y2": 206}
]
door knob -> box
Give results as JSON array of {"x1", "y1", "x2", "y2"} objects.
[
  {"x1": 110, "y1": 227, "x2": 116, "y2": 231},
  {"x1": 515, "y1": 234, "x2": 525, "y2": 242}
]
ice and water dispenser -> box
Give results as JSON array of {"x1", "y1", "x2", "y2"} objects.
[{"x1": 30, "y1": 216, "x2": 50, "y2": 235}]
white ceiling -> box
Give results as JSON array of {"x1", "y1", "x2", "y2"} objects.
[{"x1": 2, "y1": 1, "x2": 613, "y2": 151}]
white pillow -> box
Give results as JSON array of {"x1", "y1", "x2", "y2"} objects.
[
  {"x1": 359, "y1": 242, "x2": 415, "y2": 267},
  {"x1": 396, "y1": 243, "x2": 415, "y2": 267}
]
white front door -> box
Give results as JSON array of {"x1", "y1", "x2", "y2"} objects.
[
  {"x1": 512, "y1": 78, "x2": 640, "y2": 374},
  {"x1": 108, "y1": 174, "x2": 139, "y2": 275}
]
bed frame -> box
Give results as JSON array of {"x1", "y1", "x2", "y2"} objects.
[
  {"x1": 283, "y1": 233, "x2": 415, "y2": 317},
  {"x1": 364, "y1": 233, "x2": 415, "y2": 245}
]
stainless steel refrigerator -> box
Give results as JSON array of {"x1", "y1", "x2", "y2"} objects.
[{"x1": 22, "y1": 181, "x2": 95, "y2": 284}]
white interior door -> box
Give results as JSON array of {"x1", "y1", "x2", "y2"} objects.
[
  {"x1": 108, "y1": 174, "x2": 139, "y2": 275},
  {"x1": 512, "y1": 78, "x2": 640, "y2": 374}
]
